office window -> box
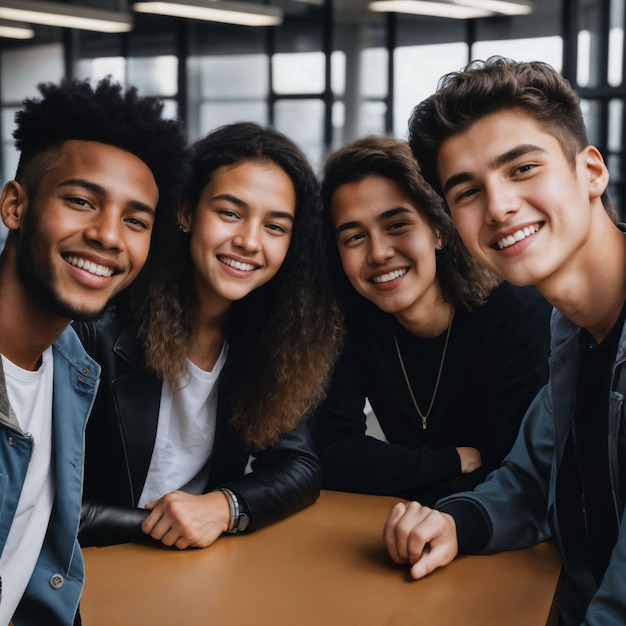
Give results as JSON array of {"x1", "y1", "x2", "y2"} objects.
[
  {"x1": 331, "y1": 51, "x2": 346, "y2": 97},
  {"x1": 362, "y1": 48, "x2": 387, "y2": 100},
  {"x1": 188, "y1": 53, "x2": 268, "y2": 141},
  {"x1": 273, "y1": 52, "x2": 325, "y2": 95},
  {"x1": 0, "y1": 43, "x2": 63, "y2": 246},
  {"x1": 1, "y1": 44, "x2": 64, "y2": 185},
  {"x1": 609, "y1": 99, "x2": 623, "y2": 153},
  {"x1": 128, "y1": 56, "x2": 178, "y2": 97},
  {"x1": 76, "y1": 56, "x2": 178, "y2": 120},
  {"x1": 1, "y1": 43, "x2": 63, "y2": 105},
  {"x1": 608, "y1": 0, "x2": 624, "y2": 87},
  {"x1": 581, "y1": 99, "x2": 602, "y2": 147},
  {"x1": 394, "y1": 42, "x2": 468, "y2": 138},
  {"x1": 472, "y1": 36, "x2": 562, "y2": 70},
  {"x1": 274, "y1": 99, "x2": 325, "y2": 173},
  {"x1": 198, "y1": 101, "x2": 268, "y2": 135},
  {"x1": 75, "y1": 57, "x2": 125, "y2": 84},
  {"x1": 1, "y1": 107, "x2": 19, "y2": 187}
]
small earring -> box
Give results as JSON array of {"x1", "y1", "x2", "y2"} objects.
[{"x1": 179, "y1": 223, "x2": 190, "y2": 233}]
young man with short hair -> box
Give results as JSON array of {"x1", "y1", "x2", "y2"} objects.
[
  {"x1": 383, "y1": 57, "x2": 626, "y2": 624},
  {"x1": 0, "y1": 77, "x2": 187, "y2": 625}
]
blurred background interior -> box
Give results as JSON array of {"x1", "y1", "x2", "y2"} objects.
[{"x1": 0, "y1": 0, "x2": 622, "y2": 231}]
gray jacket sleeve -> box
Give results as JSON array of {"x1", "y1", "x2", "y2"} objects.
[{"x1": 437, "y1": 384, "x2": 553, "y2": 554}]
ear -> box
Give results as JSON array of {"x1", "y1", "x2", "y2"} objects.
[
  {"x1": 177, "y1": 200, "x2": 193, "y2": 233},
  {"x1": 582, "y1": 145, "x2": 609, "y2": 200},
  {"x1": 434, "y1": 230, "x2": 444, "y2": 250},
  {"x1": 0, "y1": 181, "x2": 28, "y2": 231}
]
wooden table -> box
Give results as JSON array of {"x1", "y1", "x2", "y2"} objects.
[{"x1": 81, "y1": 490, "x2": 562, "y2": 625}]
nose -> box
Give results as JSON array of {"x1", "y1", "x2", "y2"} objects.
[
  {"x1": 233, "y1": 221, "x2": 261, "y2": 252},
  {"x1": 85, "y1": 208, "x2": 124, "y2": 251},
  {"x1": 367, "y1": 233, "x2": 393, "y2": 265},
  {"x1": 484, "y1": 181, "x2": 520, "y2": 224}
]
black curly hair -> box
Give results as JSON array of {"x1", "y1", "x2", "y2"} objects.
[
  {"x1": 139, "y1": 122, "x2": 343, "y2": 449},
  {"x1": 12, "y1": 76, "x2": 189, "y2": 284}
]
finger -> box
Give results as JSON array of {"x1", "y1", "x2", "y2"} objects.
[
  {"x1": 392, "y1": 502, "x2": 431, "y2": 563},
  {"x1": 408, "y1": 512, "x2": 458, "y2": 579},
  {"x1": 144, "y1": 510, "x2": 174, "y2": 541},
  {"x1": 141, "y1": 508, "x2": 160, "y2": 535},
  {"x1": 175, "y1": 536, "x2": 191, "y2": 550},
  {"x1": 409, "y1": 539, "x2": 456, "y2": 580},
  {"x1": 383, "y1": 502, "x2": 407, "y2": 563},
  {"x1": 158, "y1": 527, "x2": 186, "y2": 548}
]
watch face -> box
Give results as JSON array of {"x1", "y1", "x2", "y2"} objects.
[{"x1": 236, "y1": 513, "x2": 250, "y2": 532}]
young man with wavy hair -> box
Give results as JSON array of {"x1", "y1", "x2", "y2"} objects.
[{"x1": 384, "y1": 57, "x2": 626, "y2": 625}]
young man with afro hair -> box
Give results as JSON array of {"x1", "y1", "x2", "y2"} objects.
[{"x1": 0, "y1": 77, "x2": 187, "y2": 625}]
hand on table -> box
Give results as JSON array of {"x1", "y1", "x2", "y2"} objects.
[
  {"x1": 142, "y1": 490, "x2": 231, "y2": 549},
  {"x1": 383, "y1": 501, "x2": 458, "y2": 580}
]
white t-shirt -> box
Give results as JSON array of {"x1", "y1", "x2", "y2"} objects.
[
  {"x1": 138, "y1": 343, "x2": 228, "y2": 508},
  {"x1": 0, "y1": 347, "x2": 54, "y2": 625}
]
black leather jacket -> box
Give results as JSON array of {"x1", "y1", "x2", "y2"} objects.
[{"x1": 74, "y1": 306, "x2": 321, "y2": 547}]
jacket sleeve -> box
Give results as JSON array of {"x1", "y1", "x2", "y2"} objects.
[
  {"x1": 437, "y1": 383, "x2": 554, "y2": 554},
  {"x1": 583, "y1": 507, "x2": 626, "y2": 625},
  {"x1": 79, "y1": 501, "x2": 151, "y2": 547},
  {"x1": 74, "y1": 313, "x2": 156, "y2": 548},
  {"x1": 216, "y1": 419, "x2": 321, "y2": 531},
  {"x1": 309, "y1": 348, "x2": 462, "y2": 500}
]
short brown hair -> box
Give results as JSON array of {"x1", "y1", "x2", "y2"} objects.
[{"x1": 408, "y1": 56, "x2": 617, "y2": 221}]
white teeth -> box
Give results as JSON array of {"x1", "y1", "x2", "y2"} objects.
[
  {"x1": 219, "y1": 256, "x2": 256, "y2": 272},
  {"x1": 65, "y1": 255, "x2": 113, "y2": 277},
  {"x1": 495, "y1": 224, "x2": 541, "y2": 250},
  {"x1": 372, "y1": 268, "x2": 407, "y2": 284}
]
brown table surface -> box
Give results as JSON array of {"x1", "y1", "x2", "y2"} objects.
[{"x1": 81, "y1": 489, "x2": 562, "y2": 625}]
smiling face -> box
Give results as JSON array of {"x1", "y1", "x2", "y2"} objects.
[
  {"x1": 182, "y1": 160, "x2": 296, "y2": 312},
  {"x1": 331, "y1": 175, "x2": 445, "y2": 324},
  {"x1": 3, "y1": 139, "x2": 158, "y2": 321},
  {"x1": 437, "y1": 109, "x2": 609, "y2": 290}
]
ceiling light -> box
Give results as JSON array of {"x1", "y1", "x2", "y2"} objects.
[
  {"x1": 0, "y1": 0, "x2": 132, "y2": 33},
  {"x1": 133, "y1": 0, "x2": 283, "y2": 26},
  {"x1": 0, "y1": 20, "x2": 35, "y2": 39},
  {"x1": 454, "y1": 0, "x2": 533, "y2": 15},
  {"x1": 369, "y1": 0, "x2": 493, "y2": 18}
]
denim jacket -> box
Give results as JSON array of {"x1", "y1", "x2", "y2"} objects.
[
  {"x1": 437, "y1": 308, "x2": 626, "y2": 625},
  {"x1": 0, "y1": 327, "x2": 99, "y2": 625}
]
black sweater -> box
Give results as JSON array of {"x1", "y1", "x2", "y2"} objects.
[{"x1": 309, "y1": 282, "x2": 552, "y2": 505}]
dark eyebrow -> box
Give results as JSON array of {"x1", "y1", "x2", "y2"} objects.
[
  {"x1": 441, "y1": 144, "x2": 548, "y2": 196},
  {"x1": 212, "y1": 193, "x2": 294, "y2": 222},
  {"x1": 58, "y1": 178, "x2": 156, "y2": 218},
  {"x1": 335, "y1": 206, "x2": 412, "y2": 234}
]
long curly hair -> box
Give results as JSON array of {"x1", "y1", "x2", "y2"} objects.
[
  {"x1": 408, "y1": 56, "x2": 617, "y2": 222},
  {"x1": 136, "y1": 122, "x2": 343, "y2": 449},
  {"x1": 321, "y1": 135, "x2": 499, "y2": 314}
]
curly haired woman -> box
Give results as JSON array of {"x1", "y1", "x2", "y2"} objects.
[{"x1": 77, "y1": 122, "x2": 343, "y2": 549}]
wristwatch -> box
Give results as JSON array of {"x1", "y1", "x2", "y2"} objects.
[{"x1": 216, "y1": 488, "x2": 250, "y2": 534}]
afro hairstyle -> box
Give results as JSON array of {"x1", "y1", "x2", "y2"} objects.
[{"x1": 13, "y1": 76, "x2": 188, "y2": 220}]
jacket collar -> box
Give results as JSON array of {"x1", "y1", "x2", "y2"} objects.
[
  {"x1": 0, "y1": 358, "x2": 20, "y2": 432},
  {"x1": 113, "y1": 323, "x2": 147, "y2": 367}
]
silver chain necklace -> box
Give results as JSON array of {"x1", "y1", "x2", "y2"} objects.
[{"x1": 392, "y1": 312, "x2": 455, "y2": 430}]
